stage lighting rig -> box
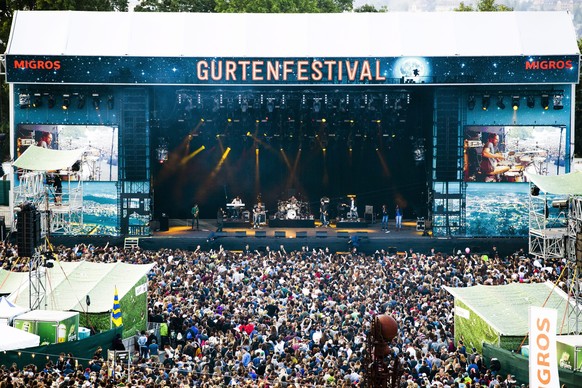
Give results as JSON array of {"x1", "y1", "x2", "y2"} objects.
[
  {"x1": 482, "y1": 94, "x2": 490, "y2": 111},
  {"x1": 32, "y1": 93, "x2": 42, "y2": 108},
  {"x1": 553, "y1": 94, "x2": 563, "y2": 110},
  {"x1": 107, "y1": 95, "x2": 114, "y2": 110},
  {"x1": 496, "y1": 96, "x2": 505, "y2": 110},
  {"x1": 77, "y1": 94, "x2": 86, "y2": 109},
  {"x1": 467, "y1": 95, "x2": 475, "y2": 110},
  {"x1": 47, "y1": 95, "x2": 56, "y2": 109},
  {"x1": 541, "y1": 94, "x2": 549, "y2": 110},
  {"x1": 62, "y1": 94, "x2": 70, "y2": 110},
  {"x1": 92, "y1": 93, "x2": 100, "y2": 110},
  {"x1": 511, "y1": 96, "x2": 520, "y2": 111},
  {"x1": 19, "y1": 93, "x2": 30, "y2": 109},
  {"x1": 527, "y1": 96, "x2": 535, "y2": 108}
]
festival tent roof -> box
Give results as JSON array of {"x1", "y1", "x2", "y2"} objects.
[
  {"x1": 0, "y1": 262, "x2": 154, "y2": 312},
  {"x1": 524, "y1": 171, "x2": 582, "y2": 195},
  {"x1": 0, "y1": 296, "x2": 29, "y2": 325},
  {"x1": 5, "y1": 11, "x2": 580, "y2": 58},
  {"x1": 0, "y1": 324, "x2": 40, "y2": 351},
  {"x1": 12, "y1": 146, "x2": 85, "y2": 172},
  {"x1": 444, "y1": 281, "x2": 577, "y2": 336}
]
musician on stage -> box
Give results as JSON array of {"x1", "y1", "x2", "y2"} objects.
[
  {"x1": 480, "y1": 133, "x2": 510, "y2": 182},
  {"x1": 348, "y1": 196, "x2": 358, "y2": 220},
  {"x1": 191, "y1": 202, "x2": 199, "y2": 230},
  {"x1": 253, "y1": 200, "x2": 265, "y2": 229},
  {"x1": 319, "y1": 197, "x2": 329, "y2": 227},
  {"x1": 229, "y1": 196, "x2": 243, "y2": 218}
]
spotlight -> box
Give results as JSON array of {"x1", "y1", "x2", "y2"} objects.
[
  {"x1": 241, "y1": 98, "x2": 249, "y2": 113},
  {"x1": 482, "y1": 95, "x2": 490, "y2": 111},
  {"x1": 467, "y1": 95, "x2": 475, "y2": 111},
  {"x1": 19, "y1": 93, "x2": 30, "y2": 109},
  {"x1": 48, "y1": 95, "x2": 55, "y2": 109},
  {"x1": 553, "y1": 94, "x2": 563, "y2": 110},
  {"x1": 62, "y1": 94, "x2": 70, "y2": 110},
  {"x1": 527, "y1": 96, "x2": 535, "y2": 108},
  {"x1": 511, "y1": 96, "x2": 520, "y2": 111},
  {"x1": 77, "y1": 94, "x2": 86, "y2": 109},
  {"x1": 92, "y1": 93, "x2": 100, "y2": 110},
  {"x1": 313, "y1": 98, "x2": 321, "y2": 113},
  {"x1": 496, "y1": 96, "x2": 505, "y2": 110},
  {"x1": 107, "y1": 95, "x2": 114, "y2": 110},
  {"x1": 33, "y1": 93, "x2": 42, "y2": 108},
  {"x1": 541, "y1": 94, "x2": 549, "y2": 110},
  {"x1": 266, "y1": 98, "x2": 275, "y2": 113}
]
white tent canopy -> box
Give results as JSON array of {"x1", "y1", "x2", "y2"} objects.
[
  {"x1": 0, "y1": 296, "x2": 29, "y2": 325},
  {"x1": 5, "y1": 11, "x2": 579, "y2": 58},
  {"x1": 524, "y1": 171, "x2": 582, "y2": 195},
  {"x1": 12, "y1": 146, "x2": 85, "y2": 172},
  {"x1": 1, "y1": 261, "x2": 154, "y2": 312},
  {"x1": 444, "y1": 281, "x2": 576, "y2": 336},
  {"x1": 0, "y1": 324, "x2": 40, "y2": 351}
]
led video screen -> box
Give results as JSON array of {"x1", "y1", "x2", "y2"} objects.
[
  {"x1": 17, "y1": 124, "x2": 118, "y2": 181},
  {"x1": 463, "y1": 125, "x2": 567, "y2": 183}
]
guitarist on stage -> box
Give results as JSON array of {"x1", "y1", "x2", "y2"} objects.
[{"x1": 191, "y1": 203, "x2": 199, "y2": 230}]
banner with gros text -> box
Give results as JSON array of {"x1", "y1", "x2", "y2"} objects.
[
  {"x1": 529, "y1": 306, "x2": 559, "y2": 388},
  {"x1": 5, "y1": 55, "x2": 579, "y2": 86}
]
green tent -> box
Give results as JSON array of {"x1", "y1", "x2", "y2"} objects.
[
  {"x1": 0, "y1": 261, "x2": 153, "y2": 339},
  {"x1": 444, "y1": 281, "x2": 577, "y2": 353}
]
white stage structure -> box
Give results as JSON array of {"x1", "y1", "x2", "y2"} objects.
[{"x1": 12, "y1": 146, "x2": 85, "y2": 235}]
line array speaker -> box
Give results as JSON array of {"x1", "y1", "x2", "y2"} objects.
[{"x1": 16, "y1": 204, "x2": 41, "y2": 258}]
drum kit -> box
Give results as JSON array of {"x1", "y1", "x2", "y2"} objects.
[
  {"x1": 499, "y1": 150, "x2": 547, "y2": 182},
  {"x1": 277, "y1": 199, "x2": 309, "y2": 220}
]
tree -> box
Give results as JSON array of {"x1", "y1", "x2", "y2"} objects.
[
  {"x1": 213, "y1": 0, "x2": 353, "y2": 13},
  {"x1": 134, "y1": 0, "x2": 215, "y2": 12},
  {"x1": 354, "y1": 4, "x2": 388, "y2": 13},
  {"x1": 454, "y1": 0, "x2": 513, "y2": 12}
]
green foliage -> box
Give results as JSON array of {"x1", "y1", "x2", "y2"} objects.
[
  {"x1": 454, "y1": 2, "x2": 474, "y2": 11},
  {"x1": 213, "y1": 0, "x2": 352, "y2": 13},
  {"x1": 455, "y1": 0, "x2": 513, "y2": 12},
  {"x1": 134, "y1": 0, "x2": 216, "y2": 12},
  {"x1": 354, "y1": 4, "x2": 388, "y2": 13}
]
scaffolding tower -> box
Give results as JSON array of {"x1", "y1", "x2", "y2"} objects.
[
  {"x1": 528, "y1": 185, "x2": 582, "y2": 335},
  {"x1": 13, "y1": 168, "x2": 83, "y2": 235}
]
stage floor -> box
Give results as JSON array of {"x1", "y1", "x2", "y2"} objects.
[{"x1": 136, "y1": 218, "x2": 528, "y2": 256}]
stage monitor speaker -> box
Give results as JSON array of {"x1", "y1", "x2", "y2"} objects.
[
  {"x1": 255, "y1": 230, "x2": 266, "y2": 238},
  {"x1": 159, "y1": 215, "x2": 169, "y2": 232},
  {"x1": 296, "y1": 231, "x2": 307, "y2": 238},
  {"x1": 337, "y1": 231, "x2": 349, "y2": 238},
  {"x1": 16, "y1": 204, "x2": 41, "y2": 258},
  {"x1": 235, "y1": 231, "x2": 247, "y2": 237},
  {"x1": 274, "y1": 231, "x2": 286, "y2": 238},
  {"x1": 316, "y1": 231, "x2": 328, "y2": 238}
]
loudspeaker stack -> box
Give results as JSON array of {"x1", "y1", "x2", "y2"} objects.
[{"x1": 16, "y1": 203, "x2": 41, "y2": 258}]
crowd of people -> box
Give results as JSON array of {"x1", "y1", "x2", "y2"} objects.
[{"x1": 0, "y1": 241, "x2": 567, "y2": 387}]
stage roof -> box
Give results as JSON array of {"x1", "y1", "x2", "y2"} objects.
[
  {"x1": 524, "y1": 171, "x2": 582, "y2": 195},
  {"x1": 5, "y1": 11, "x2": 580, "y2": 58}
]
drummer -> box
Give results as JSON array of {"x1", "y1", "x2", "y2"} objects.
[{"x1": 480, "y1": 133, "x2": 510, "y2": 182}]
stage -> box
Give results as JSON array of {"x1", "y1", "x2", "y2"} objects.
[{"x1": 96, "y1": 218, "x2": 530, "y2": 257}]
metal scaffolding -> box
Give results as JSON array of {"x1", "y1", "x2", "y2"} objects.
[{"x1": 13, "y1": 169, "x2": 84, "y2": 235}]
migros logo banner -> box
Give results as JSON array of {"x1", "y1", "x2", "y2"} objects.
[
  {"x1": 525, "y1": 60, "x2": 573, "y2": 70},
  {"x1": 13, "y1": 59, "x2": 61, "y2": 70}
]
